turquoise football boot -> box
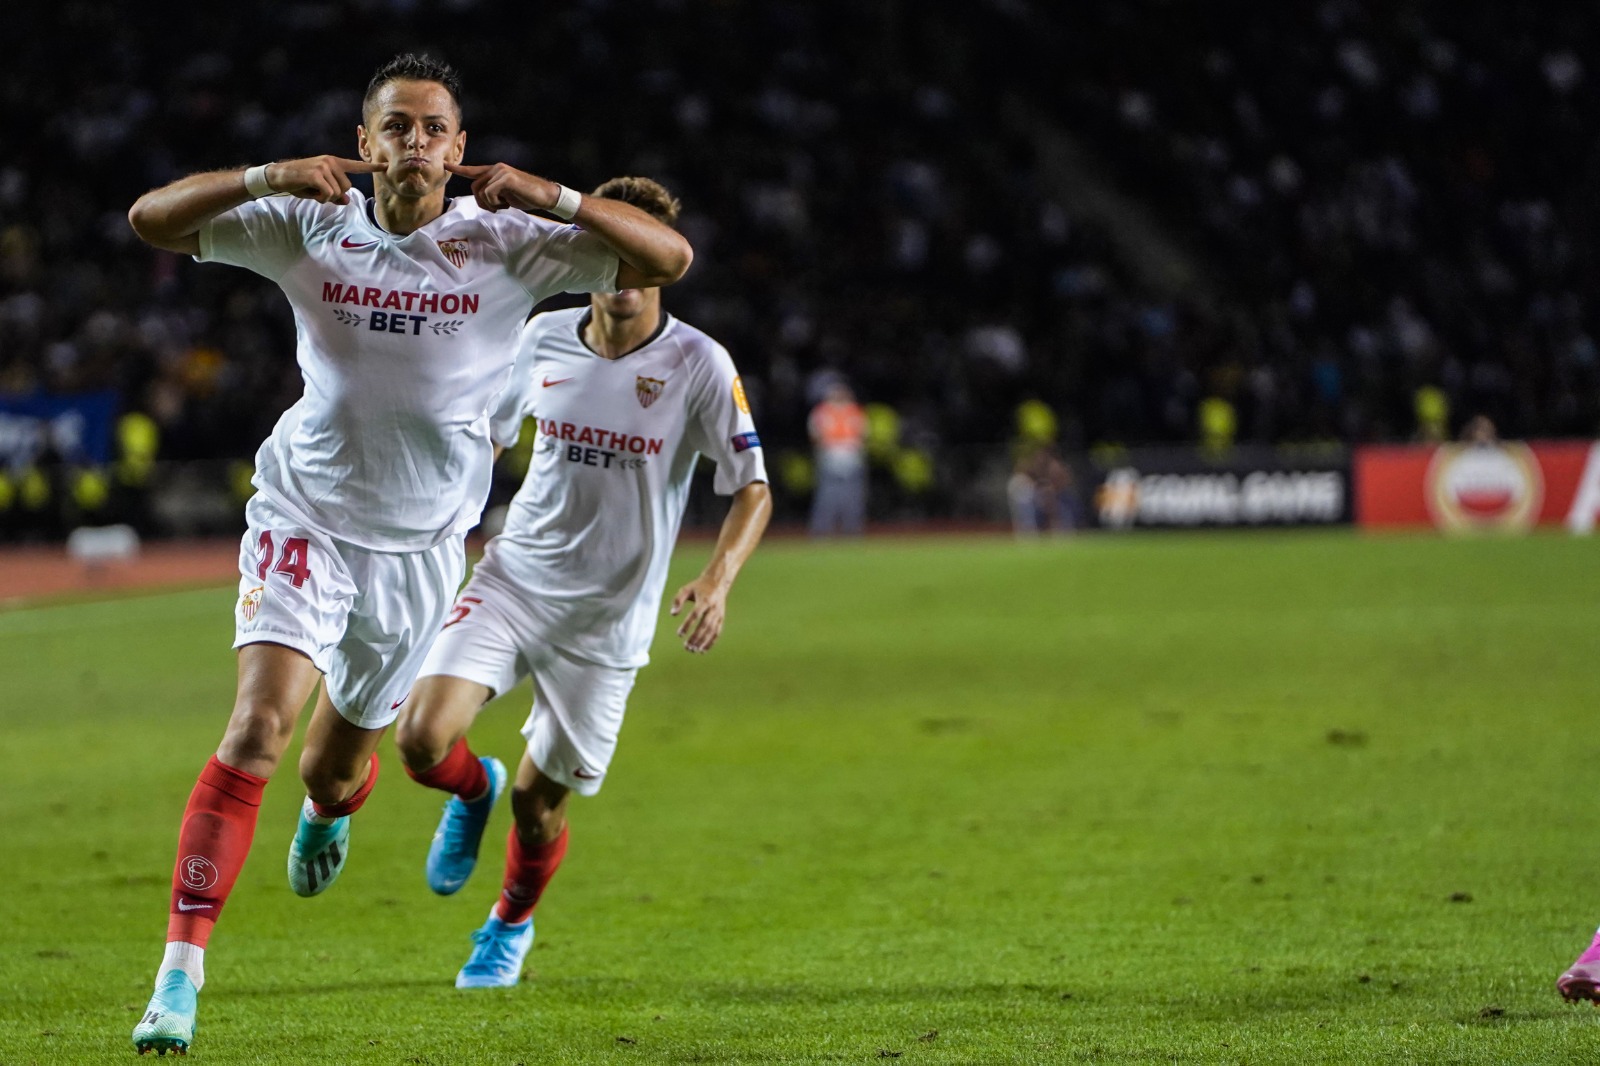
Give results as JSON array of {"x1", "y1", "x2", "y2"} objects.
[
  {"x1": 131, "y1": 969, "x2": 197, "y2": 1055},
  {"x1": 425, "y1": 756, "x2": 507, "y2": 895},
  {"x1": 288, "y1": 797, "x2": 351, "y2": 897},
  {"x1": 456, "y1": 909, "x2": 534, "y2": 988}
]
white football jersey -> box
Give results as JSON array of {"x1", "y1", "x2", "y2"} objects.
[
  {"x1": 482, "y1": 306, "x2": 767, "y2": 668},
  {"x1": 198, "y1": 188, "x2": 619, "y2": 551}
]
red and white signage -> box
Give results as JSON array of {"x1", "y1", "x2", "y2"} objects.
[{"x1": 1355, "y1": 440, "x2": 1600, "y2": 532}]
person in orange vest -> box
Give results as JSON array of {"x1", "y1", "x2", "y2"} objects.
[{"x1": 807, "y1": 381, "x2": 868, "y2": 536}]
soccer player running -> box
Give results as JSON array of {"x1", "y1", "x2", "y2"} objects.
[
  {"x1": 392, "y1": 176, "x2": 771, "y2": 988},
  {"x1": 125, "y1": 56, "x2": 691, "y2": 1055}
]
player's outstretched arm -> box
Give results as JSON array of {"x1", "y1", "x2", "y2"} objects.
[
  {"x1": 128, "y1": 157, "x2": 384, "y2": 255},
  {"x1": 446, "y1": 163, "x2": 693, "y2": 288},
  {"x1": 670, "y1": 481, "x2": 773, "y2": 654}
]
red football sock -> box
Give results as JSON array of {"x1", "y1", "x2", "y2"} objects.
[
  {"x1": 166, "y1": 755, "x2": 268, "y2": 948},
  {"x1": 311, "y1": 753, "x2": 379, "y2": 819},
  {"x1": 404, "y1": 738, "x2": 489, "y2": 800},
  {"x1": 494, "y1": 825, "x2": 568, "y2": 925}
]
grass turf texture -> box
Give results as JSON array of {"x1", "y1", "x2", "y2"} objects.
[{"x1": 2, "y1": 531, "x2": 1599, "y2": 1064}]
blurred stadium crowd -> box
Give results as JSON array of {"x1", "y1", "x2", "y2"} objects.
[
  {"x1": 1012, "y1": 2, "x2": 1600, "y2": 445},
  {"x1": 3, "y1": 0, "x2": 1596, "y2": 537}
]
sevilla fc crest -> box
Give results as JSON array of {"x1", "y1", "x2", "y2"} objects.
[
  {"x1": 636, "y1": 376, "x2": 666, "y2": 408},
  {"x1": 239, "y1": 584, "x2": 264, "y2": 622},
  {"x1": 180, "y1": 854, "x2": 219, "y2": 891},
  {"x1": 437, "y1": 238, "x2": 469, "y2": 269}
]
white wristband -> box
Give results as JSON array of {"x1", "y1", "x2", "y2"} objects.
[
  {"x1": 550, "y1": 184, "x2": 582, "y2": 220},
  {"x1": 243, "y1": 165, "x2": 275, "y2": 200}
]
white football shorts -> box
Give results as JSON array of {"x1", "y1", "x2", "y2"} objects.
[
  {"x1": 233, "y1": 493, "x2": 466, "y2": 729},
  {"x1": 417, "y1": 560, "x2": 637, "y2": 796}
]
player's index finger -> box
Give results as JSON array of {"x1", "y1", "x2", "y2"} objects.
[
  {"x1": 445, "y1": 162, "x2": 487, "y2": 177},
  {"x1": 333, "y1": 158, "x2": 384, "y2": 172}
]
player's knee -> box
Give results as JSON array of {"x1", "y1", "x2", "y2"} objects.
[
  {"x1": 510, "y1": 778, "x2": 568, "y2": 843},
  {"x1": 393, "y1": 707, "x2": 452, "y2": 772},
  {"x1": 218, "y1": 696, "x2": 298, "y2": 770},
  {"x1": 297, "y1": 749, "x2": 364, "y2": 806}
]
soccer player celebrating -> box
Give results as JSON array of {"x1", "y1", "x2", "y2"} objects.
[
  {"x1": 125, "y1": 56, "x2": 691, "y2": 1055},
  {"x1": 392, "y1": 177, "x2": 771, "y2": 988}
]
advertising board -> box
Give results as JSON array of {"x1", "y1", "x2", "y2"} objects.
[
  {"x1": 1353, "y1": 441, "x2": 1600, "y2": 533},
  {"x1": 1087, "y1": 448, "x2": 1351, "y2": 530}
]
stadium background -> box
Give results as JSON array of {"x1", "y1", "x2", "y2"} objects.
[
  {"x1": 7, "y1": 3, "x2": 1600, "y2": 1063},
  {"x1": 7, "y1": 0, "x2": 1600, "y2": 543}
]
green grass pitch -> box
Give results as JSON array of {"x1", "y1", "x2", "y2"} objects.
[{"x1": 3, "y1": 531, "x2": 1600, "y2": 1064}]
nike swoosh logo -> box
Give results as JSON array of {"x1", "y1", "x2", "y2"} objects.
[
  {"x1": 543, "y1": 377, "x2": 573, "y2": 388},
  {"x1": 391, "y1": 694, "x2": 409, "y2": 710},
  {"x1": 341, "y1": 237, "x2": 379, "y2": 249},
  {"x1": 177, "y1": 899, "x2": 214, "y2": 912},
  {"x1": 572, "y1": 767, "x2": 600, "y2": 780}
]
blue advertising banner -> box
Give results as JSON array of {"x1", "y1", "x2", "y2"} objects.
[{"x1": 0, "y1": 391, "x2": 119, "y2": 467}]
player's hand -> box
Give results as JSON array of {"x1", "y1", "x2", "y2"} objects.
[
  {"x1": 265, "y1": 156, "x2": 384, "y2": 204},
  {"x1": 446, "y1": 162, "x2": 559, "y2": 214},
  {"x1": 670, "y1": 576, "x2": 730, "y2": 654}
]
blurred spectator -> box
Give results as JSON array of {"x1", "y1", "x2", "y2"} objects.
[
  {"x1": 1008, "y1": 444, "x2": 1080, "y2": 536},
  {"x1": 18, "y1": 441, "x2": 61, "y2": 542},
  {"x1": 1414, "y1": 386, "x2": 1450, "y2": 442},
  {"x1": 807, "y1": 381, "x2": 867, "y2": 536},
  {"x1": 1014, "y1": 398, "x2": 1060, "y2": 452},
  {"x1": 113, "y1": 406, "x2": 160, "y2": 533},
  {"x1": 1199, "y1": 396, "x2": 1238, "y2": 455},
  {"x1": 0, "y1": 467, "x2": 14, "y2": 541},
  {"x1": 1461, "y1": 414, "x2": 1499, "y2": 445}
]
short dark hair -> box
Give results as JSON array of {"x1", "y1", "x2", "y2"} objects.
[
  {"x1": 591, "y1": 176, "x2": 682, "y2": 227},
  {"x1": 363, "y1": 53, "x2": 464, "y2": 123}
]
